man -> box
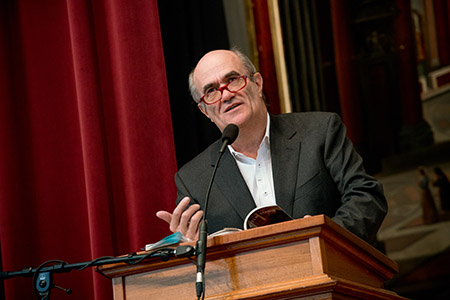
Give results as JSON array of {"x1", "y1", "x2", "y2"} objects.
[{"x1": 157, "y1": 49, "x2": 387, "y2": 244}]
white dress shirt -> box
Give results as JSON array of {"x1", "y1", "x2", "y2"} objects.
[{"x1": 228, "y1": 114, "x2": 276, "y2": 207}]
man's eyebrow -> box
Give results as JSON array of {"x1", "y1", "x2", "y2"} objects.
[
  {"x1": 224, "y1": 70, "x2": 240, "y2": 78},
  {"x1": 202, "y1": 82, "x2": 215, "y2": 94},
  {"x1": 202, "y1": 70, "x2": 241, "y2": 94}
]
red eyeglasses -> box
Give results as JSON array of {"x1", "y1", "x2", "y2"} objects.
[{"x1": 200, "y1": 75, "x2": 248, "y2": 105}]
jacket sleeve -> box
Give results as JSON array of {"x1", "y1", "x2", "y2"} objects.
[{"x1": 324, "y1": 113, "x2": 387, "y2": 243}]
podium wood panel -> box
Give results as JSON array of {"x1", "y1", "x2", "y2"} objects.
[{"x1": 99, "y1": 215, "x2": 408, "y2": 300}]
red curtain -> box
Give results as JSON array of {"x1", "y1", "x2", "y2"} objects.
[
  {"x1": 0, "y1": 0, "x2": 176, "y2": 299},
  {"x1": 329, "y1": 0, "x2": 364, "y2": 147}
]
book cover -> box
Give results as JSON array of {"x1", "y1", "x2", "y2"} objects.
[
  {"x1": 243, "y1": 205, "x2": 293, "y2": 230},
  {"x1": 209, "y1": 205, "x2": 293, "y2": 236}
]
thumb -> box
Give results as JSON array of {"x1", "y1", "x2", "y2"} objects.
[{"x1": 156, "y1": 211, "x2": 173, "y2": 224}]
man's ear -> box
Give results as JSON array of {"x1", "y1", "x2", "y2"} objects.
[
  {"x1": 252, "y1": 72, "x2": 264, "y2": 94},
  {"x1": 198, "y1": 102, "x2": 210, "y2": 119}
]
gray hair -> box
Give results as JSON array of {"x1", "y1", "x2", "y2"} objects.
[{"x1": 188, "y1": 48, "x2": 258, "y2": 105}]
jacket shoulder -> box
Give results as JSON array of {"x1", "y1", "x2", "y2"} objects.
[
  {"x1": 272, "y1": 111, "x2": 340, "y2": 123},
  {"x1": 271, "y1": 112, "x2": 342, "y2": 135},
  {"x1": 177, "y1": 139, "x2": 220, "y2": 177}
]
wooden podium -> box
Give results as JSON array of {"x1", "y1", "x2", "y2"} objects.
[{"x1": 98, "y1": 215, "x2": 408, "y2": 299}]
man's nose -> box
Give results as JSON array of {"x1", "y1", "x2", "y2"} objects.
[{"x1": 221, "y1": 88, "x2": 234, "y2": 102}]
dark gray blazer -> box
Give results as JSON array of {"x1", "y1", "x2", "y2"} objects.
[{"x1": 175, "y1": 112, "x2": 387, "y2": 243}]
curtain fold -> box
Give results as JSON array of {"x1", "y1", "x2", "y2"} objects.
[{"x1": 0, "y1": 0, "x2": 177, "y2": 299}]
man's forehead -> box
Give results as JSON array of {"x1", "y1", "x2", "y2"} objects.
[{"x1": 194, "y1": 52, "x2": 243, "y2": 84}]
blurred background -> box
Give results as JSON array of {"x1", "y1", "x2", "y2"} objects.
[{"x1": 1, "y1": 0, "x2": 449, "y2": 299}]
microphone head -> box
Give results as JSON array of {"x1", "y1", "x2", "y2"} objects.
[{"x1": 221, "y1": 124, "x2": 239, "y2": 144}]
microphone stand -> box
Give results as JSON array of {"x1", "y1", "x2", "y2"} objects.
[
  {"x1": 1, "y1": 245, "x2": 194, "y2": 300},
  {"x1": 195, "y1": 157, "x2": 219, "y2": 299},
  {"x1": 196, "y1": 124, "x2": 238, "y2": 300}
]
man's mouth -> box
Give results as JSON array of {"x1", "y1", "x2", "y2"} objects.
[{"x1": 225, "y1": 103, "x2": 241, "y2": 112}]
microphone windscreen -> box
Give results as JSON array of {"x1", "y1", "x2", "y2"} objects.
[{"x1": 221, "y1": 124, "x2": 239, "y2": 144}]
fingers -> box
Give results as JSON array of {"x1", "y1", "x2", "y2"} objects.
[
  {"x1": 185, "y1": 210, "x2": 203, "y2": 241},
  {"x1": 156, "y1": 211, "x2": 173, "y2": 224},
  {"x1": 171, "y1": 198, "x2": 198, "y2": 232},
  {"x1": 178, "y1": 203, "x2": 201, "y2": 233},
  {"x1": 158, "y1": 197, "x2": 203, "y2": 240}
]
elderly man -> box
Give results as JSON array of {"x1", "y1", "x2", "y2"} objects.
[{"x1": 157, "y1": 49, "x2": 387, "y2": 244}]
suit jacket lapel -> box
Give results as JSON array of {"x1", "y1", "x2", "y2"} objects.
[
  {"x1": 270, "y1": 116, "x2": 300, "y2": 217},
  {"x1": 210, "y1": 145, "x2": 256, "y2": 221}
]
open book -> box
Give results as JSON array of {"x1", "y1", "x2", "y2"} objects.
[{"x1": 210, "y1": 205, "x2": 293, "y2": 237}]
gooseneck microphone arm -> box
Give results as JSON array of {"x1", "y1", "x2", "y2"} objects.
[{"x1": 195, "y1": 124, "x2": 239, "y2": 300}]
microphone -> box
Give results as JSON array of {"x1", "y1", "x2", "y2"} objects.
[
  {"x1": 219, "y1": 124, "x2": 239, "y2": 153},
  {"x1": 196, "y1": 124, "x2": 239, "y2": 299}
]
